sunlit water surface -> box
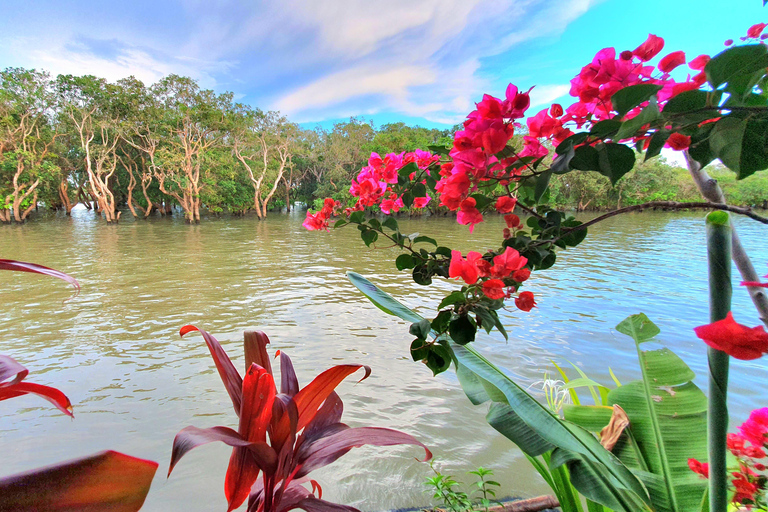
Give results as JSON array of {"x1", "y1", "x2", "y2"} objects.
[{"x1": 1, "y1": 207, "x2": 767, "y2": 511}]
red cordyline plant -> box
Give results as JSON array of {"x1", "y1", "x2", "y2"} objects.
[{"x1": 169, "y1": 326, "x2": 432, "y2": 512}]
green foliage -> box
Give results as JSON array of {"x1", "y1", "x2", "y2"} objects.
[{"x1": 425, "y1": 463, "x2": 501, "y2": 512}]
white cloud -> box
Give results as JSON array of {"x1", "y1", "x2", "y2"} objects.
[{"x1": 529, "y1": 84, "x2": 571, "y2": 110}]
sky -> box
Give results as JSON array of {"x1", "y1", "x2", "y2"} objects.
[{"x1": 0, "y1": 0, "x2": 764, "y2": 132}]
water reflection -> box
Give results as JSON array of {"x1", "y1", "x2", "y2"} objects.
[{"x1": 1, "y1": 208, "x2": 767, "y2": 511}]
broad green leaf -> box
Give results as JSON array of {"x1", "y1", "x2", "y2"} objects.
[
  {"x1": 451, "y1": 343, "x2": 652, "y2": 511},
  {"x1": 534, "y1": 169, "x2": 553, "y2": 203},
  {"x1": 557, "y1": 132, "x2": 589, "y2": 154},
  {"x1": 610, "y1": 315, "x2": 708, "y2": 512},
  {"x1": 706, "y1": 44, "x2": 768, "y2": 93},
  {"x1": 563, "y1": 404, "x2": 614, "y2": 432},
  {"x1": 398, "y1": 162, "x2": 418, "y2": 177},
  {"x1": 611, "y1": 84, "x2": 663, "y2": 118},
  {"x1": 487, "y1": 402, "x2": 555, "y2": 456},
  {"x1": 645, "y1": 129, "x2": 671, "y2": 162},
  {"x1": 739, "y1": 117, "x2": 768, "y2": 179},
  {"x1": 346, "y1": 272, "x2": 424, "y2": 324},
  {"x1": 413, "y1": 235, "x2": 437, "y2": 246},
  {"x1": 361, "y1": 229, "x2": 378, "y2": 247},
  {"x1": 570, "y1": 145, "x2": 600, "y2": 172},
  {"x1": 590, "y1": 119, "x2": 622, "y2": 138},
  {"x1": 438, "y1": 291, "x2": 466, "y2": 310},
  {"x1": 596, "y1": 143, "x2": 636, "y2": 184},
  {"x1": 614, "y1": 98, "x2": 660, "y2": 141},
  {"x1": 395, "y1": 254, "x2": 415, "y2": 270},
  {"x1": 710, "y1": 116, "x2": 747, "y2": 176},
  {"x1": 551, "y1": 142, "x2": 575, "y2": 175},
  {"x1": 382, "y1": 217, "x2": 398, "y2": 231},
  {"x1": 615, "y1": 313, "x2": 660, "y2": 344}
]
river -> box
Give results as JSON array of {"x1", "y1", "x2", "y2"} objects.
[{"x1": 1, "y1": 207, "x2": 767, "y2": 511}]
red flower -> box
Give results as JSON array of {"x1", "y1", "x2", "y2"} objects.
[
  {"x1": 449, "y1": 250, "x2": 482, "y2": 285},
  {"x1": 658, "y1": 51, "x2": 686, "y2": 73},
  {"x1": 512, "y1": 268, "x2": 531, "y2": 283},
  {"x1": 504, "y1": 214, "x2": 520, "y2": 228},
  {"x1": 550, "y1": 103, "x2": 564, "y2": 117},
  {"x1": 457, "y1": 198, "x2": 484, "y2": 232},
  {"x1": 492, "y1": 247, "x2": 527, "y2": 278},
  {"x1": 725, "y1": 39, "x2": 734, "y2": 46},
  {"x1": 495, "y1": 196, "x2": 517, "y2": 213},
  {"x1": 689, "y1": 54, "x2": 711, "y2": 71},
  {"x1": 739, "y1": 407, "x2": 768, "y2": 447},
  {"x1": 693, "y1": 312, "x2": 768, "y2": 360},
  {"x1": 666, "y1": 132, "x2": 691, "y2": 151},
  {"x1": 688, "y1": 458, "x2": 709, "y2": 478},
  {"x1": 633, "y1": 34, "x2": 665, "y2": 61},
  {"x1": 515, "y1": 291, "x2": 537, "y2": 312},
  {"x1": 482, "y1": 279, "x2": 506, "y2": 300},
  {"x1": 748, "y1": 23, "x2": 768, "y2": 39}
]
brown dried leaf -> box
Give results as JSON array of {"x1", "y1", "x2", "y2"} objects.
[{"x1": 599, "y1": 404, "x2": 630, "y2": 451}]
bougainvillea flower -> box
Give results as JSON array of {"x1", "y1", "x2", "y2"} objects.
[
  {"x1": 633, "y1": 34, "x2": 665, "y2": 61},
  {"x1": 693, "y1": 312, "x2": 768, "y2": 360},
  {"x1": 456, "y1": 198, "x2": 484, "y2": 232},
  {"x1": 495, "y1": 196, "x2": 517, "y2": 213},
  {"x1": 492, "y1": 247, "x2": 527, "y2": 278},
  {"x1": 449, "y1": 250, "x2": 483, "y2": 285},
  {"x1": 512, "y1": 268, "x2": 531, "y2": 283},
  {"x1": 0, "y1": 355, "x2": 73, "y2": 417},
  {"x1": 504, "y1": 214, "x2": 521, "y2": 228},
  {"x1": 748, "y1": 23, "x2": 768, "y2": 39},
  {"x1": 482, "y1": 279, "x2": 506, "y2": 300},
  {"x1": 666, "y1": 132, "x2": 691, "y2": 151},
  {"x1": 739, "y1": 408, "x2": 768, "y2": 447},
  {"x1": 170, "y1": 327, "x2": 431, "y2": 512},
  {"x1": 741, "y1": 267, "x2": 768, "y2": 288},
  {"x1": 688, "y1": 458, "x2": 709, "y2": 478},
  {"x1": 689, "y1": 54, "x2": 711, "y2": 70},
  {"x1": 515, "y1": 291, "x2": 537, "y2": 312},
  {"x1": 658, "y1": 51, "x2": 686, "y2": 73}
]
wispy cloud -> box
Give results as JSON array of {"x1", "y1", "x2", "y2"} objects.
[{"x1": 0, "y1": 0, "x2": 597, "y2": 124}]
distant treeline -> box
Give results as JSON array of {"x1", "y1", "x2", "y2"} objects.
[{"x1": 2, "y1": 68, "x2": 763, "y2": 225}]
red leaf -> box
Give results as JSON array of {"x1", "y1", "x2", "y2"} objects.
[
  {"x1": 168, "y1": 425, "x2": 276, "y2": 477},
  {"x1": 0, "y1": 259, "x2": 80, "y2": 292},
  {"x1": 293, "y1": 365, "x2": 370, "y2": 431},
  {"x1": 180, "y1": 325, "x2": 243, "y2": 415},
  {"x1": 0, "y1": 354, "x2": 28, "y2": 385},
  {"x1": 301, "y1": 392, "x2": 343, "y2": 442},
  {"x1": 295, "y1": 427, "x2": 431, "y2": 478},
  {"x1": 244, "y1": 330, "x2": 272, "y2": 376},
  {"x1": 226, "y1": 364, "x2": 277, "y2": 511},
  {"x1": 0, "y1": 381, "x2": 74, "y2": 417},
  {"x1": 0, "y1": 450, "x2": 157, "y2": 512},
  {"x1": 278, "y1": 351, "x2": 299, "y2": 397}
]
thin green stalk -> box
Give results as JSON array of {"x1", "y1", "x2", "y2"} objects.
[{"x1": 706, "y1": 211, "x2": 732, "y2": 512}]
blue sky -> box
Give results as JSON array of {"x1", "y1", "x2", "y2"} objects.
[{"x1": 0, "y1": 0, "x2": 763, "y2": 130}]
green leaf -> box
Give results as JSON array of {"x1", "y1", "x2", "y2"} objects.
[
  {"x1": 438, "y1": 291, "x2": 466, "y2": 310},
  {"x1": 452, "y1": 343, "x2": 652, "y2": 511},
  {"x1": 662, "y1": 90, "x2": 708, "y2": 114},
  {"x1": 551, "y1": 142, "x2": 576, "y2": 175},
  {"x1": 412, "y1": 182, "x2": 427, "y2": 198},
  {"x1": 367, "y1": 218, "x2": 381, "y2": 230},
  {"x1": 427, "y1": 144, "x2": 450, "y2": 156},
  {"x1": 590, "y1": 119, "x2": 622, "y2": 138},
  {"x1": 398, "y1": 162, "x2": 419, "y2": 177},
  {"x1": 470, "y1": 193, "x2": 493, "y2": 210},
  {"x1": 412, "y1": 264, "x2": 433, "y2": 285},
  {"x1": 449, "y1": 315, "x2": 477, "y2": 345},
  {"x1": 706, "y1": 44, "x2": 768, "y2": 92},
  {"x1": 361, "y1": 229, "x2": 378, "y2": 247},
  {"x1": 739, "y1": 117, "x2": 768, "y2": 178},
  {"x1": 610, "y1": 314, "x2": 708, "y2": 512},
  {"x1": 346, "y1": 272, "x2": 425, "y2": 324},
  {"x1": 570, "y1": 145, "x2": 600, "y2": 172},
  {"x1": 349, "y1": 211, "x2": 365, "y2": 224},
  {"x1": 710, "y1": 116, "x2": 747, "y2": 177},
  {"x1": 534, "y1": 169, "x2": 553, "y2": 203},
  {"x1": 413, "y1": 235, "x2": 437, "y2": 246},
  {"x1": 644, "y1": 130, "x2": 671, "y2": 162},
  {"x1": 427, "y1": 344, "x2": 452, "y2": 375},
  {"x1": 611, "y1": 84, "x2": 663, "y2": 117},
  {"x1": 615, "y1": 313, "x2": 660, "y2": 344},
  {"x1": 333, "y1": 219, "x2": 348, "y2": 228},
  {"x1": 431, "y1": 310, "x2": 452, "y2": 333},
  {"x1": 402, "y1": 191, "x2": 415, "y2": 208},
  {"x1": 410, "y1": 339, "x2": 429, "y2": 361},
  {"x1": 382, "y1": 216, "x2": 398, "y2": 231},
  {"x1": 614, "y1": 98, "x2": 660, "y2": 141},
  {"x1": 596, "y1": 143, "x2": 636, "y2": 184},
  {"x1": 409, "y1": 319, "x2": 432, "y2": 339},
  {"x1": 395, "y1": 253, "x2": 415, "y2": 270},
  {"x1": 557, "y1": 132, "x2": 589, "y2": 154}
]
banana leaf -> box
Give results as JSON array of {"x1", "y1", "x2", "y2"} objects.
[
  {"x1": 564, "y1": 314, "x2": 708, "y2": 512},
  {"x1": 346, "y1": 272, "x2": 652, "y2": 512}
]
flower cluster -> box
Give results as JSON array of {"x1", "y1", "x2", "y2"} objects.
[
  {"x1": 349, "y1": 150, "x2": 440, "y2": 214},
  {"x1": 301, "y1": 198, "x2": 339, "y2": 231},
  {"x1": 689, "y1": 408, "x2": 768, "y2": 509},
  {"x1": 448, "y1": 246, "x2": 535, "y2": 310}
]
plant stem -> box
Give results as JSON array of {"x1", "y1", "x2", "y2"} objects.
[{"x1": 706, "y1": 211, "x2": 732, "y2": 512}]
